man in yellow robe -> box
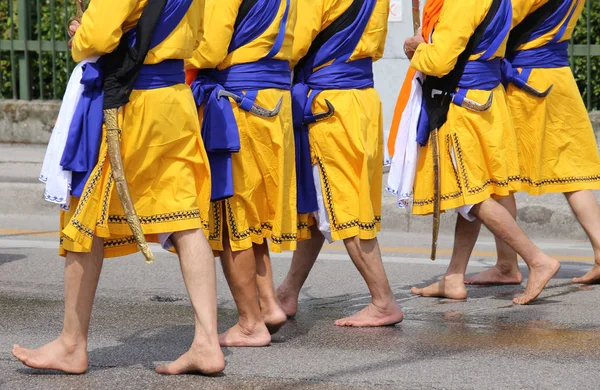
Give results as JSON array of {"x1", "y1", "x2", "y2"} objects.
[
  {"x1": 275, "y1": 0, "x2": 404, "y2": 327},
  {"x1": 466, "y1": 0, "x2": 600, "y2": 287},
  {"x1": 406, "y1": 0, "x2": 560, "y2": 305},
  {"x1": 12, "y1": 0, "x2": 224, "y2": 375},
  {"x1": 185, "y1": 0, "x2": 297, "y2": 346}
]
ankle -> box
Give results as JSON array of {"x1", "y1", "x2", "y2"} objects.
[
  {"x1": 371, "y1": 293, "x2": 398, "y2": 311},
  {"x1": 443, "y1": 273, "x2": 465, "y2": 283},
  {"x1": 279, "y1": 279, "x2": 302, "y2": 297},
  {"x1": 58, "y1": 334, "x2": 87, "y2": 353},
  {"x1": 237, "y1": 318, "x2": 268, "y2": 334},
  {"x1": 496, "y1": 261, "x2": 519, "y2": 275},
  {"x1": 259, "y1": 295, "x2": 279, "y2": 310}
]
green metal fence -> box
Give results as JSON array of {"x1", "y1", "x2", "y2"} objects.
[
  {"x1": 0, "y1": 0, "x2": 599, "y2": 109},
  {"x1": 0, "y1": 0, "x2": 75, "y2": 100}
]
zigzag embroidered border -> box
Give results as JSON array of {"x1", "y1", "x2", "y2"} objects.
[{"x1": 316, "y1": 157, "x2": 381, "y2": 232}]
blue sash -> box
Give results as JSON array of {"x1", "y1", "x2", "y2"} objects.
[
  {"x1": 503, "y1": 0, "x2": 579, "y2": 90},
  {"x1": 416, "y1": 0, "x2": 511, "y2": 145},
  {"x1": 190, "y1": 0, "x2": 291, "y2": 201},
  {"x1": 292, "y1": 0, "x2": 376, "y2": 214},
  {"x1": 61, "y1": 0, "x2": 192, "y2": 198}
]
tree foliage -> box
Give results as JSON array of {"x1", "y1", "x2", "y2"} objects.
[{"x1": 572, "y1": 1, "x2": 600, "y2": 110}]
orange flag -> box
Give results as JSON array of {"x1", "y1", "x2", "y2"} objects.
[{"x1": 387, "y1": 0, "x2": 444, "y2": 156}]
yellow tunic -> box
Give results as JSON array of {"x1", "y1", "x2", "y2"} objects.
[
  {"x1": 61, "y1": 0, "x2": 211, "y2": 258},
  {"x1": 509, "y1": 0, "x2": 600, "y2": 195},
  {"x1": 187, "y1": 0, "x2": 298, "y2": 253},
  {"x1": 411, "y1": 0, "x2": 521, "y2": 216},
  {"x1": 294, "y1": 0, "x2": 389, "y2": 242}
]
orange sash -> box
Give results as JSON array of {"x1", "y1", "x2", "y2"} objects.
[{"x1": 387, "y1": 0, "x2": 444, "y2": 156}]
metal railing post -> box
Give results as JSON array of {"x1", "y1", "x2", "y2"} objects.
[
  {"x1": 17, "y1": 0, "x2": 31, "y2": 100},
  {"x1": 586, "y1": 0, "x2": 592, "y2": 110}
]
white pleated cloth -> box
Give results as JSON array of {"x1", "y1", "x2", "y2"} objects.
[
  {"x1": 39, "y1": 57, "x2": 99, "y2": 210},
  {"x1": 386, "y1": 71, "x2": 422, "y2": 209}
]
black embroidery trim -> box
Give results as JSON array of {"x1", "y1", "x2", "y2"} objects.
[
  {"x1": 107, "y1": 209, "x2": 202, "y2": 225},
  {"x1": 316, "y1": 157, "x2": 381, "y2": 231}
]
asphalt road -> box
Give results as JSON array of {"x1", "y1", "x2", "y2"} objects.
[{"x1": 1, "y1": 228, "x2": 599, "y2": 389}]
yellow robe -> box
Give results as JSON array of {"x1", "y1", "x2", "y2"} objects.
[
  {"x1": 61, "y1": 0, "x2": 211, "y2": 258},
  {"x1": 186, "y1": 0, "x2": 298, "y2": 253},
  {"x1": 509, "y1": 0, "x2": 600, "y2": 195},
  {"x1": 293, "y1": 0, "x2": 389, "y2": 242},
  {"x1": 411, "y1": 0, "x2": 521, "y2": 216}
]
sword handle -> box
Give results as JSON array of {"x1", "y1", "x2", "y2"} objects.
[
  {"x1": 67, "y1": 0, "x2": 86, "y2": 37},
  {"x1": 412, "y1": 0, "x2": 421, "y2": 35}
]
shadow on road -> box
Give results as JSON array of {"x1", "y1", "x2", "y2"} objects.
[{"x1": 0, "y1": 253, "x2": 26, "y2": 266}]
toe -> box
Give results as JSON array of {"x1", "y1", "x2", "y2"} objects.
[
  {"x1": 155, "y1": 364, "x2": 171, "y2": 375},
  {"x1": 411, "y1": 287, "x2": 422, "y2": 295}
]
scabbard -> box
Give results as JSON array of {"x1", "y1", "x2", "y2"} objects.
[{"x1": 104, "y1": 108, "x2": 155, "y2": 263}]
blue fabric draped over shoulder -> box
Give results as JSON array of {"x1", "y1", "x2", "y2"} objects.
[
  {"x1": 190, "y1": 0, "x2": 292, "y2": 202},
  {"x1": 292, "y1": 0, "x2": 376, "y2": 214},
  {"x1": 416, "y1": 0, "x2": 512, "y2": 145},
  {"x1": 61, "y1": 0, "x2": 192, "y2": 198},
  {"x1": 502, "y1": 0, "x2": 580, "y2": 93}
]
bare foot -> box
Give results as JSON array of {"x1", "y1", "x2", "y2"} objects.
[
  {"x1": 411, "y1": 274, "x2": 468, "y2": 299},
  {"x1": 334, "y1": 301, "x2": 404, "y2": 327},
  {"x1": 156, "y1": 341, "x2": 225, "y2": 375},
  {"x1": 261, "y1": 302, "x2": 287, "y2": 335},
  {"x1": 12, "y1": 339, "x2": 88, "y2": 374},
  {"x1": 572, "y1": 264, "x2": 600, "y2": 285},
  {"x1": 218, "y1": 323, "x2": 271, "y2": 347},
  {"x1": 465, "y1": 266, "x2": 523, "y2": 285},
  {"x1": 276, "y1": 284, "x2": 299, "y2": 318},
  {"x1": 513, "y1": 257, "x2": 561, "y2": 305}
]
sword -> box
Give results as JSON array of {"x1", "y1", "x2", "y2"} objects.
[
  {"x1": 521, "y1": 83, "x2": 553, "y2": 98},
  {"x1": 412, "y1": 0, "x2": 440, "y2": 260},
  {"x1": 460, "y1": 92, "x2": 494, "y2": 112},
  {"x1": 307, "y1": 99, "x2": 335, "y2": 123},
  {"x1": 217, "y1": 90, "x2": 283, "y2": 118},
  {"x1": 70, "y1": 0, "x2": 155, "y2": 263}
]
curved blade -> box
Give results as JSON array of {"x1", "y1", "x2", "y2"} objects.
[
  {"x1": 251, "y1": 97, "x2": 282, "y2": 118},
  {"x1": 521, "y1": 83, "x2": 553, "y2": 98},
  {"x1": 462, "y1": 91, "x2": 493, "y2": 112},
  {"x1": 310, "y1": 99, "x2": 335, "y2": 123},
  {"x1": 217, "y1": 90, "x2": 282, "y2": 118}
]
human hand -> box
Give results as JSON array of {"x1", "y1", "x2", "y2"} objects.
[
  {"x1": 404, "y1": 29, "x2": 425, "y2": 59},
  {"x1": 67, "y1": 20, "x2": 81, "y2": 49}
]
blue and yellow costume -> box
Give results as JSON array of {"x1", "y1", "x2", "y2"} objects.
[
  {"x1": 411, "y1": 0, "x2": 521, "y2": 215},
  {"x1": 186, "y1": 0, "x2": 298, "y2": 253},
  {"x1": 506, "y1": 0, "x2": 600, "y2": 195},
  {"x1": 60, "y1": 0, "x2": 212, "y2": 258},
  {"x1": 293, "y1": 0, "x2": 389, "y2": 242}
]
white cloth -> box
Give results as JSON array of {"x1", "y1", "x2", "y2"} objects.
[
  {"x1": 39, "y1": 57, "x2": 99, "y2": 210},
  {"x1": 312, "y1": 164, "x2": 333, "y2": 243},
  {"x1": 386, "y1": 71, "x2": 423, "y2": 209}
]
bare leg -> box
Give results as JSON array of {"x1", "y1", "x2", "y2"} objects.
[
  {"x1": 156, "y1": 229, "x2": 225, "y2": 375},
  {"x1": 466, "y1": 194, "x2": 522, "y2": 285},
  {"x1": 566, "y1": 191, "x2": 600, "y2": 284},
  {"x1": 254, "y1": 242, "x2": 287, "y2": 334},
  {"x1": 12, "y1": 236, "x2": 104, "y2": 374},
  {"x1": 412, "y1": 215, "x2": 480, "y2": 299},
  {"x1": 218, "y1": 228, "x2": 270, "y2": 347},
  {"x1": 472, "y1": 197, "x2": 560, "y2": 305},
  {"x1": 334, "y1": 237, "x2": 403, "y2": 327},
  {"x1": 276, "y1": 225, "x2": 325, "y2": 317}
]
